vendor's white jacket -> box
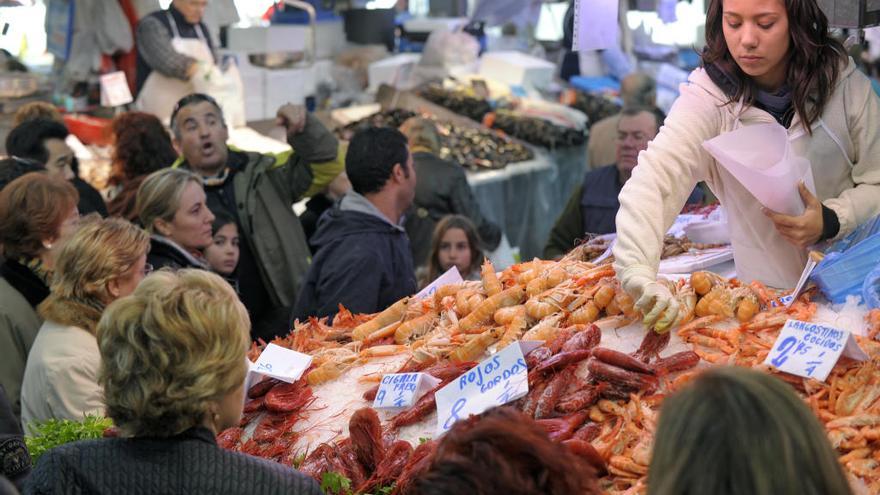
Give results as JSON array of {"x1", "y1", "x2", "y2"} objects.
[
  {"x1": 613, "y1": 59, "x2": 880, "y2": 289},
  {"x1": 19, "y1": 320, "x2": 103, "y2": 431}
]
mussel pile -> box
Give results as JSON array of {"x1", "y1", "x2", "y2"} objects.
[
  {"x1": 419, "y1": 85, "x2": 492, "y2": 122},
  {"x1": 334, "y1": 109, "x2": 533, "y2": 170},
  {"x1": 489, "y1": 110, "x2": 587, "y2": 148},
  {"x1": 435, "y1": 121, "x2": 533, "y2": 169},
  {"x1": 568, "y1": 91, "x2": 621, "y2": 129},
  {"x1": 336, "y1": 108, "x2": 417, "y2": 141}
]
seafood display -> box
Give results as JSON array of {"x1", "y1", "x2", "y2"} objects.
[
  {"x1": 575, "y1": 234, "x2": 729, "y2": 264},
  {"x1": 562, "y1": 89, "x2": 621, "y2": 129},
  {"x1": 335, "y1": 109, "x2": 534, "y2": 170},
  {"x1": 420, "y1": 85, "x2": 587, "y2": 148},
  {"x1": 218, "y1": 254, "x2": 878, "y2": 494}
]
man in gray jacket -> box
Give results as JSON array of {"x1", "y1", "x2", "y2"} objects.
[{"x1": 171, "y1": 93, "x2": 341, "y2": 340}]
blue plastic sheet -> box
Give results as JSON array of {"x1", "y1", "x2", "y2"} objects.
[{"x1": 811, "y1": 214, "x2": 880, "y2": 304}]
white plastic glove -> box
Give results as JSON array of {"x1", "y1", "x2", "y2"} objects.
[{"x1": 626, "y1": 275, "x2": 680, "y2": 334}]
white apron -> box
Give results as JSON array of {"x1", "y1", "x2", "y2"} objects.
[
  {"x1": 135, "y1": 12, "x2": 213, "y2": 125},
  {"x1": 712, "y1": 103, "x2": 854, "y2": 289}
]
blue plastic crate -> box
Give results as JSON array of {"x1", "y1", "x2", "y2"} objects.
[
  {"x1": 569, "y1": 75, "x2": 620, "y2": 95},
  {"x1": 811, "y1": 221, "x2": 880, "y2": 304}
]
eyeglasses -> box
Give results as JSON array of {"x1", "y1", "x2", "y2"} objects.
[{"x1": 143, "y1": 263, "x2": 154, "y2": 276}]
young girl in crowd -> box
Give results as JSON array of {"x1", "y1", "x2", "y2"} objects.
[
  {"x1": 204, "y1": 212, "x2": 240, "y2": 289},
  {"x1": 420, "y1": 215, "x2": 484, "y2": 287}
]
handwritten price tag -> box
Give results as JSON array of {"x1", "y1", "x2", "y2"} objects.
[
  {"x1": 99, "y1": 71, "x2": 133, "y2": 107},
  {"x1": 413, "y1": 266, "x2": 463, "y2": 300},
  {"x1": 763, "y1": 320, "x2": 868, "y2": 381},
  {"x1": 435, "y1": 341, "x2": 541, "y2": 436},
  {"x1": 373, "y1": 373, "x2": 441, "y2": 410},
  {"x1": 251, "y1": 343, "x2": 313, "y2": 383}
]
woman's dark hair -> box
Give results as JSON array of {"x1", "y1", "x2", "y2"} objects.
[
  {"x1": 110, "y1": 112, "x2": 177, "y2": 184},
  {"x1": 701, "y1": 0, "x2": 848, "y2": 133},
  {"x1": 211, "y1": 210, "x2": 237, "y2": 236},
  {"x1": 5, "y1": 118, "x2": 69, "y2": 165},
  {"x1": 405, "y1": 407, "x2": 599, "y2": 495},
  {"x1": 406, "y1": 407, "x2": 600, "y2": 495},
  {"x1": 345, "y1": 127, "x2": 410, "y2": 195},
  {"x1": 648, "y1": 366, "x2": 852, "y2": 495},
  {"x1": 426, "y1": 215, "x2": 485, "y2": 283}
]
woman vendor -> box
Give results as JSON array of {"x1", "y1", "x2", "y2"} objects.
[{"x1": 612, "y1": 0, "x2": 880, "y2": 331}]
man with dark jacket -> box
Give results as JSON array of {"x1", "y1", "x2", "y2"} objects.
[
  {"x1": 544, "y1": 107, "x2": 703, "y2": 259},
  {"x1": 293, "y1": 127, "x2": 417, "y2": 321},
  {"x1": 171, "y1": 93, "x2": 342, "y2": 341},
  {"x1": 5, "y1": 118, "x2": 107, "y2": 217}
]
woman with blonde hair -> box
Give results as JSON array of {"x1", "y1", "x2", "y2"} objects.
[
  {"x1": 0, "y1": 173, "x2": 79, "y2": 420},
  {"x1": 20, "y1": 217, "x2": 150, "y2": 430},
  {"x1": 649, "y1": 366, "x2": 852, "y2": 495},
  {"x1": 26, "y1": 270, "x2": 322, "y2": 494},
  {"x1": 136, "y1": 167, "x2": 214, "y2": 270}
]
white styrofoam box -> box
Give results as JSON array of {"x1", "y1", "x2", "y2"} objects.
[
  {"x1": 480, "y1": 51, "x2": 556, "y2": 89},
  {"x1": 368, "y1": 54, "x2": 421, "y2": 92},
  {"x1": 264, "y1": 66, "x2": 317, "y2": 111},
  {"x1": 402, "y1": 17, "x2": 468, "y2": 34},
  {"x1": 241, "y1": 71, "x2": 266, "y2": 121},
  {"x1": 227, "y1": 24, "x2": 309, "y2": 54},
  {"x1": 314, "y1": 20, "x2": 345, "y2": 60}
]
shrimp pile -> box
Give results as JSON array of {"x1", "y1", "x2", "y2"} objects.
[{"x1": 224, "y1": 254, "x2": 877, "y2": 494}]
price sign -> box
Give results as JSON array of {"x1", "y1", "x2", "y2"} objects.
[
  {"x1": 373, "y1": 373, "x2": 441, "y2": 410},
  {"x1": 413, "y1": 266, "x2": 463, "y2": 300},
  {"x1": 100, "y1": 71, "x2": 133, "y2": 107},
  {"x1": 435, "y1": 341, "x2": 541, "y2": 436},
  {"x1": 251, "y1": 343, "x2": 313, "y2": 383},
  {"x1": 763, "y1": 320, "x2": 868, "y2": 381},
  {"x1": 573, "y1": 0, "x2": 619, "y2": 52}
]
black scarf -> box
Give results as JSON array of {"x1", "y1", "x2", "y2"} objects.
[
  {"x1": 0, "y1": 258, "x2": 50, "y2": 309},
  {"x1": 705, "y1": 62, "x2": 795, "y2": 128}
]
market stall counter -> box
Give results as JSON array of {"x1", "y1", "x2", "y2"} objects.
[{"x1": 221, "y1": 249, "x2": 879, "y2": 495}]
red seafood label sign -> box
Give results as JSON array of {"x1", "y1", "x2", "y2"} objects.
[{"x1": 435, "y1": 341, "x2": 542, "y2": 436}]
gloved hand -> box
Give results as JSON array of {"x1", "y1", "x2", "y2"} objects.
[{"x1": 626, "y1": 275, "x2": 679, "y2": 333}]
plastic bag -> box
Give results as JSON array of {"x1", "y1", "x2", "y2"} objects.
[
  {"x1": 419, "y1": 30, "x2": 480, "y2": 69},
  {"x1": 191, "y1": 57, "x2": 246, "y2": 128},
  {"x1": 702, "y1": 123, "x2": 816, "y2": 216},
  {"x1": 863, "y1": 263, "x2": 880, "y2": 309}
]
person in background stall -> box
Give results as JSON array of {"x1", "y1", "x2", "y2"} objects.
[
  {"x1": 135, "y1": 0, "x2": 216, "y2": 122},
  {"x1": 544, "y1": 107, "x2": 704, "y2": 259},
  {"x1": 0, "y1": 174, "x2": 80, "y2": 421},
  {"x1": 20, "y1": 217, "x2": 150, "y2": 431},
  {"x1": 587, "y1": 72, "x2": 661, "y2": 170},
  {"x1": 614, "y1": 0, "x2": 880, "y2": 333},
  {"x1": 106, "y1": 112, "x2": 178, "y2": 221},
  {"x1": 136, "y1": 168, "x2": 213, "y2": 271},
  {"x1": 170, "y1": 93, "x2": 343, "y2": 341},
  {"x1": 649, "y1": 367, "x2": 852, "y2": 495},
  {"x1": 5, "y1": 116, "x2": 106, "y2": 217},
  {"x1": 24, "y1": 270, "x2": 323, "y2": 495},
  {"x1": 203, "y1": 211, "x2": 240, "y2": 291},
  {"x1": 398, "y1": 117, "x2": 500, "y2": 271},
  {"x1": 292, "y1": 127, "x2": 417, "y2": 322},
  {"x1": 404, "y1": 407, "x2": 600, "y2": 495},
  {"x1": 419, "y1": 215, "x2": 484, "y2": 288}
]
